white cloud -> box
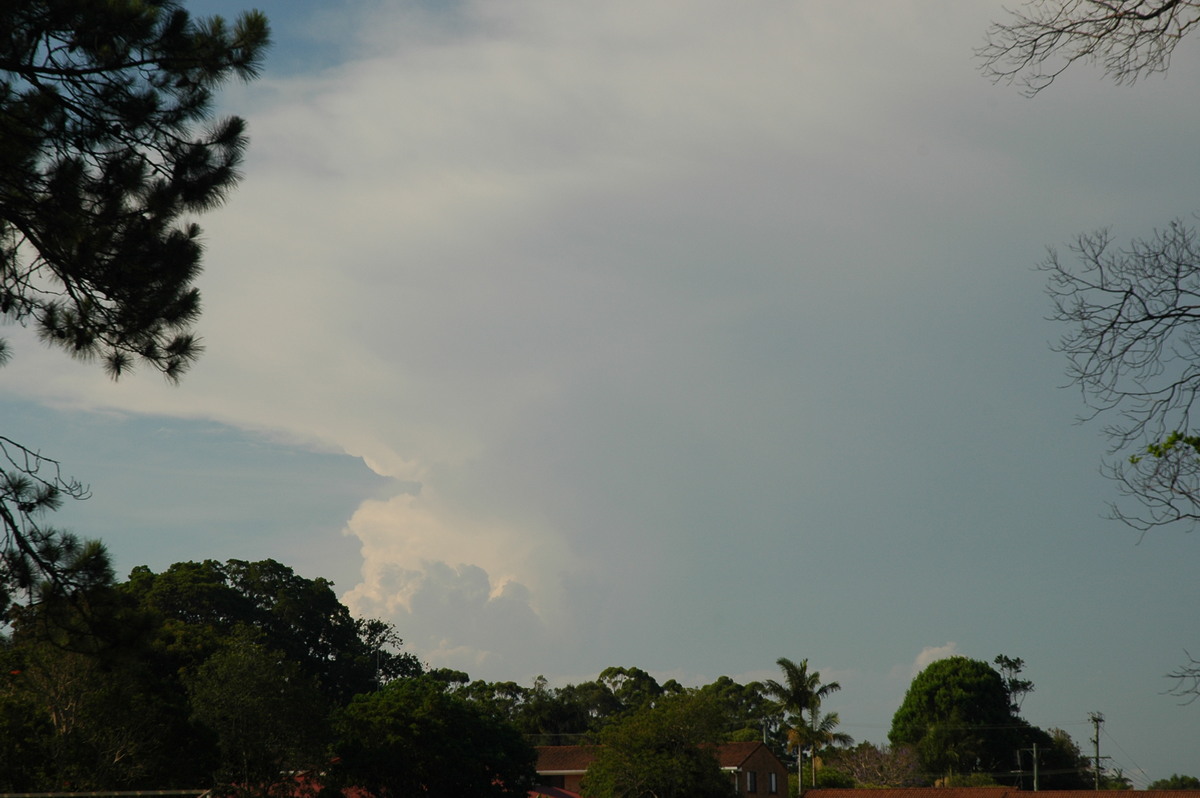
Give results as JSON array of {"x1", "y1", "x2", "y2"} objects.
[
  {"x1": 910, "y1": 643, "x2": 961, "y2": 677},
  {"x1": 0, "y1": 0, "x2": 1122, "y2": 677}
]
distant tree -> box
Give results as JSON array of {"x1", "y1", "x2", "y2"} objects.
[
  {"x1": 451, "y1": 671, "x2": 649, "y2": 744},
  {"x1": 455, "y1": 678, "x2": 531, "y2": 721},
  {"x1": 993, "y1": 654, "x2": 1034, "y2": 713},
  {"x1": 1149, "y1": 774, "x2": 1200, "y2": 790},
  {"x1": 0, "y1": 0, "x2": 269, "y2": 608},
  {"x1": 332, "y1": 674, "x2": 537, "y2": 798},
  {"x1": 570, "y1": 678, "x2": 627, "y2": 726},
  {"x1": 580, "y1": 692, "x2": 735, "y2": 798},
  {"x1": 889, "y1": 657, "x2": 1019, "y2": 779},
  {"x1": 1033, "y1": 727, "x2": 1091, "y2": 790},
  {"x1": 942, "y1": 773, "x2": 1001, "y2": 787},
  {"x1": 123, "y1": 558, "x2": 421, "y2": 703},
  {"x1": 598, "y1": 665, "x2": 667, "y2": 713},
  {"x1": 1101, "y1": 768, "x2": 1134, "y2": 790},
  {"x1": 888, "y1": 658, "x2": 1087, "y2": 788},
  {"x1": 764, "y1": 657, "x2": 849, "y2": 789},
  {"x1": 696, "y1": 675, "x2": 782, "y2": 749},
  {"x1": 828, "y1": 742, "x2": 923, "y2": 788}
]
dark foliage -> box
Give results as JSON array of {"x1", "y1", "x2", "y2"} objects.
[
  {"x1": 333, "y1": 674, "x2": 538, "y2": 798},
  {"x1": 0, "y1": 0, "x2": 268, "y2": 614}
]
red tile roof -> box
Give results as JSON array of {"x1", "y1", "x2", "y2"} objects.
[
  {"x1": 812, "y1": 791, "x2": 1200, "y2": 798},
  {"x1": 536, "y1": 745, "x2": 601, "y2": 774},
  {"x1": 715, "y1": 740, "x2": 771, "y2": 769},
  {"x1": 811, "y1": 790, "x2": 1011, "y2": 798},
  {"x1": 536, "y1": 742, "x2": 781, "y2": 774}
]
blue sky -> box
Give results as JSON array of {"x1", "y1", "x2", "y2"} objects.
[{"x1": 3, "y1": 0, "x2": 1199, "y2": 782}]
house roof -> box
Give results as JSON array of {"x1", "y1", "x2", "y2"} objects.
[
  {"x1": 812, "y1": 789, "x2": 1011, "y2": 798},
  {"x1": 535, "y1": 745, "x2": 601, "y2": 774},
  {"x1": 715, "y1": 740, "x2": 773, "y2": 769},
  {"x1": 811, "y1": 791, "x2": 1200, "y2": 798}
]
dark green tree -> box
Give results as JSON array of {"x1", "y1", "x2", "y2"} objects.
[
  {"x1": 332, "y1": 674, "x2": 537, "y2": 798},
  {"x1": 123, "y1": 558, "x2": 421, "y2": 703},
  {"x1": 185, "y1": 632, "x2": 327, "y2": 793},
  {"x1": 0, "y1": 0, "x2": 269, "y2": 609},
  {"x1": 889, "y1": 657, "x2": 1018, "y2": 780},
  {"x1": 696, "y1": 675, "x2": 781, "y2": 748},
  {"x1": 580, "y1": 692, "x2": 735, "y2": 798},
  {"x1": 0, "y1": 636, "x2": 55, "y2": 790},
  {"x1": 1019, "y1": 726, "x2": 1090, "y2": 790},
  {"x1": 1149, "y1": 774, "x2": 1200, "y2": 789},
  {"x1": 598, "y1": 665, "x2": 669, "y2": 713},
  {"x1": 0, "y1": 570, "x2": 204, "y2": 789},
  {"x1": 887, "y1": 657, "x2": 1088, "y2": 788}
]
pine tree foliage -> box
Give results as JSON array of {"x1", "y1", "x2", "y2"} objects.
[
  {"x1": 0, "y1": 0, "x2": 268, "y2": 610},
  {"x1": 0, "y1": 436, "x2": 109, "y2": 614},
  {"x1": 0, "y1": 0, "x2": 269, "y2": 379}
]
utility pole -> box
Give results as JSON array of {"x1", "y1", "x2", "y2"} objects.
[
  {"x1": 1018, "y1": 742, "x2": 1040, "y2": 791},
  {"x1": 1089, "y1": 712, "x2": 1104, "y2": 790},
  {"x1": 1033, "y1": 742, "x2": 1039, "y2": 791}
]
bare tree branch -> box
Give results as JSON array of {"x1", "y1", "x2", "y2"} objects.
[
  {"x1": 980, "y1": 0, "x2": 1200, "y2": 95},
  {"x1": 1165, "y1": 650, "x2": 1200, "y2": 703},
  {"x1": 1041, "y1": 219, "x2": 1200, "y2": 531}
]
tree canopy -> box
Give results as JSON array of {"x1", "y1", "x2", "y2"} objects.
[
  {"x1": 0, "y1": 557, "x2": 420, "y2": 791},
  {"x1": 1149, "y1": 773, "x2": 1200, "y2": 790},
  {"x1": 124, "y1": 558, "x2": 421, "y2": 703},
  {"x1": 889, "y1": 656, "x2": 1017, "y2": 778},
  {"x1": 332, "y1": 674, "x2": 537, "y2": 798},
  {"x1": 580, "y1": 692, "x2": 735, "y2": 798},
  {"x1": 888, "y1": 656, "x2": 1089, "y2": 788}
]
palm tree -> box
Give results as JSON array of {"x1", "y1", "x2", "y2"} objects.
[{"x1": 764, "y1": 657, "x2": 852, "y2": 790}]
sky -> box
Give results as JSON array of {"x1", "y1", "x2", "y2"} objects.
[{"x1": 3, "y1": 0, "x2": 1199, "y2": 783}]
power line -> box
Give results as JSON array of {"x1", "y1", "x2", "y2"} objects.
[{"x1": 1101, "y1": 727, "x2": 1151, "y2": 790}]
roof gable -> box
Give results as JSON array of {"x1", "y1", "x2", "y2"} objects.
[{"x1": 715, "y1": 740, "x2": 777, "y2": 769}]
